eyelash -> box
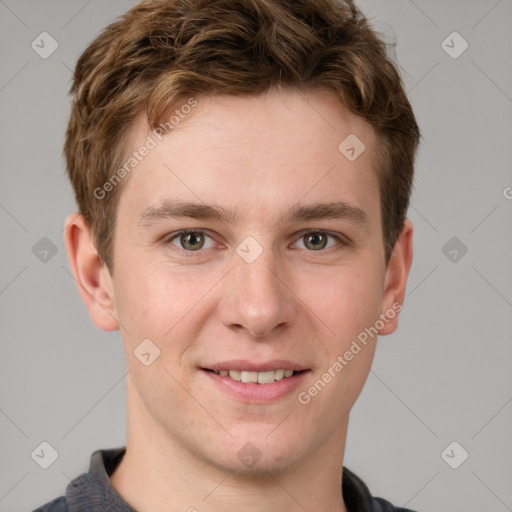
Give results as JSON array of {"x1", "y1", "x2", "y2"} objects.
[{"x1": 163, "y1": 229, "x2": 350, "y2": 257}]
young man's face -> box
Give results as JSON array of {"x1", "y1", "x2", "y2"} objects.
[{"x1": 75, "y1": 89, "x2": 412, "y2": 475}]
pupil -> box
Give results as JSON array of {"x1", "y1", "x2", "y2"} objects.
[
  {"x1": 306, "y1": 233, "x2": 326, "y2": 250},
  {"x1": 183, "y1": 232, "x2": 203, "y2": 250}
]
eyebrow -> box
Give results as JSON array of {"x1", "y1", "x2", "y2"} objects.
[{"x1": 137, "y1": 199, "x2": 370, "y2": 229}]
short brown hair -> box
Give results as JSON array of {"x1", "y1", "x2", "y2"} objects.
[{"x1": 65, "y1": 0, "x2": 420, "y2": 272}]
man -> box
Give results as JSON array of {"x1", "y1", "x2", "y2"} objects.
[{"x1": 34, "y1": 0, "x2": 419, "y2": 510}]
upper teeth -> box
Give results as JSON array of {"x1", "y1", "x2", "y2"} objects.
[{"x1": 214, "y1": 369, "x2": 295, "y2": 384}]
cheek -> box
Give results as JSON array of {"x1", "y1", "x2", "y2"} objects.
[
  {"x1": 113, "y1": 262, "x2": 219, "y2": 365},
  {"x1": 114, "y1": 267, "x2": 201, "y2": 403},
  {"x1": 299, "y1": 261, "x2": 384, "y2": 343},
  {"x1": 116, "y1": 262, "x2": 181, "y2": 323},
  {"x1": 299, "y1": 268, "x2": 381, "y2": 419}
]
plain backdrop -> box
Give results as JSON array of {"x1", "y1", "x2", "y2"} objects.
[{"x1": 1, "y1": 1, "x2": 511, "y2": 511}]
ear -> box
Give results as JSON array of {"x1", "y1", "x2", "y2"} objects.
[
  {"x1": 63, "y1": 213, "x2": 119, "y2": 331},
  {"x1": 377, "y1": 219, "x2": 413, "y2": 336}
]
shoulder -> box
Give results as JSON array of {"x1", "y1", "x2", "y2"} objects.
[
  {"x1": 30, "y1": 448, "x2": 128, "y2": 512},
  {"x1": 372, "y1": 496, "x2": 417, "y2": 512},
  {"x1": 343, "y1": 467, "x2": 418, "y2": 512},
  {"x1": 31, "y1": 496, "x2": 68, "y2": 512}
]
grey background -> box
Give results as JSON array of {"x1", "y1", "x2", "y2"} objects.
[{"x1": 1, "y1": 0, "x2": 511, "y2": 511}]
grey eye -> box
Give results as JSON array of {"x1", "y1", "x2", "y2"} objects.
[{"x1": 170, "y1": 231, "x2": 215, "y2": 251}]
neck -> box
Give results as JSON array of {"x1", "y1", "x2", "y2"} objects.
[{"x1": 110, "y1": 380, "x2": 349, "y2": 512}]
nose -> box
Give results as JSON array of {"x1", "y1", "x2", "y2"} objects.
[{"x1": 218, "y1": 249, "x2": 297, "y2": 339}]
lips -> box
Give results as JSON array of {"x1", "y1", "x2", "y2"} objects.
[
  {"x1": 204, "y1": 360, "x2": 309, "y2": 373},
  {"x1": 211, "y1": 368, "x2": 297, "y2": 384},
  {"x1": 202, "y1": 360, "x2": 308, "y2": 384},
  {"x1": 200, "y1": 360, "x2": 310, "y2": 402}
]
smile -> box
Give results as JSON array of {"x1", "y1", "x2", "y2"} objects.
[
  {"x1": 201, "y1": 362, "x2": 310, "y2": 403},
  {"x1": 211, "y1": 369, "x2": 297, "y2": 384}
]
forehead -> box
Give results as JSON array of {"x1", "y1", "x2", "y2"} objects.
[{"x1": 118, "y1": 88, "x2": 381, "y2": 228}]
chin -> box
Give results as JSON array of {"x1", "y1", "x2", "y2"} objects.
[
  {"x1": 197, "y1": 431, "x2": 305, "y2": 477},
  {"x1": 209, "y1": 450, "x2": 302, "y2": 478}
]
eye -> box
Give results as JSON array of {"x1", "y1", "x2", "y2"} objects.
[
  {"x1": 293, "y1": 231, "x2": 344, "y2": 251},
  {"x1": 167, "y1": 230, "x2": 216, "y2": 252}
]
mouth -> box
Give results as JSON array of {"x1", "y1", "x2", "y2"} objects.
[
  {"x1": 200, "y1": 361, "x2": 310, "y2": 403},
  {"x1": 203, "y1": 368, "x2": 305, "y2": 384}
]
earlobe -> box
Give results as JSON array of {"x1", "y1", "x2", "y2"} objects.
[
  {"x1": 377, "y1": 219, "x2": 413, "y2": 336},
  {"x1": 63, "y1": 213, "x2": 119, "y2": 332}
]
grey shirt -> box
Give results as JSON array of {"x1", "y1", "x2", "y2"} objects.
[{"x1": 32, "y1": 447, "x2": 417, "y2": 512}]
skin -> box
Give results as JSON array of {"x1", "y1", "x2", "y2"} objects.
[{"x1": 65, "y1": 88, "x2": 413, "y2": 512}]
